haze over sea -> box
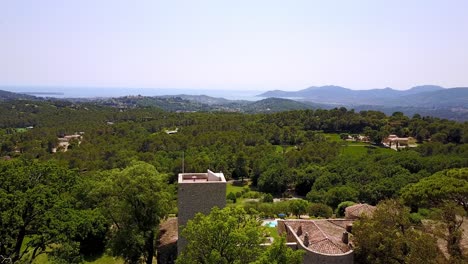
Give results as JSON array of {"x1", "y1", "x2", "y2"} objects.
[{"x1": 2, "y1": 86, "x2": 263, "y2": 101}]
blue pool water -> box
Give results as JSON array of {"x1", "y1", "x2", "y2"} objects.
[{"x1": 264, "y1": 220, "x2": 278, "y2": 227}]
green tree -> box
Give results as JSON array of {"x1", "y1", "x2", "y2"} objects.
[
  {"x1": 324, "y1": 186, "x2": 358, "y2": 209},
  {"x1": 176, "y1": 207, "x2": 265, "y2": 264},
  {"x1": 94, "y1": 161, "x2": 173, "y2": 264},
  {"x1": 252, "y1": 237, "x2": 303, "y2": 264},
  {"x1": 227, "y1": 192, "x2": 237, "y2": 203},
  {"x1": 431, "y1": 132, "x2": 448, "y2": 143},
  {"x1": 288, "y1": 199, "x2": 309, "y2": 218},
  {"x1": 339, "y1": 133, "x2": 349, "y2": 140},
  {"x1": 0, "y1": 159, "x2": 84, "y2": 263},
  {"x1": 353, "y1": 200, "x2": 444, "y2": 264},
  {"x1": 307, "y1": 203, "x2": 333, "y2": 218},
  {"x1": 335, "y1": 201, "x2": 356, "y2": 217},
  {"x1": 401, "y1": 168, "x2": 468, "y2": 262},
  {"x1": 257, "y1": 162, "x2": 290, "y2": 195},
  {"x1": 177, "y1": 207, "x2": 303, "y2": 264},
  {"x1": 401, "y1": 168, "x2": 468, "y2": 212},
  {"x1": 233, "y1": 152, "x2": 249, "y2": 183},
  {"x1": 262, "y1": 193, "x2": 274, "y2": 203},
  {"x1": 293, "y1": 165, "x2": 323, "y2": 196},
  {"x1": 363, "y1": 126, "x2": 386, "y2": 145},
  {"x1": 431, "y1": 202, "x2": 466, "y2": 263}
]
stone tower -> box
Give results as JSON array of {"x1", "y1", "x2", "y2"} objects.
[{"x1": 177, "y1": 170, "x2": 226, "y2": 253}]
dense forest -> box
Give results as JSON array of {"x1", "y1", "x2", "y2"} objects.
[{"x1": 1, "y1": 99, "x2": 467, "y2": 263}]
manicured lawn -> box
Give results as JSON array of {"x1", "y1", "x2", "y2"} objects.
[
  {"x1": 345, "y1": 141, "x2": 369, "y2": 146},
  {"x1": 20, "y1": 237, "x2": 124, "y2": 264},
  {"x1": 226, "y1": 182, "x2": 248, "y2": 205},
  {"x1": 326, "y1": 133, "x2": 341, "y2": 142},
  {"x1": 226, "y1": 182, "x2": 246, "y2": 194},
  {"x1": 226, "y1": 182, "x2": 264, "y2": 206},
  {"x1": 265, "y1": 226, "x2": 280, "y2": 240},
  {"x1": 32, "y1": 254, "x2": 124, "y2": 264}
]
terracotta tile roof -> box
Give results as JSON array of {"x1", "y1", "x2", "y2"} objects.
[
  {"x1": 345, "y1": 203, "x2": 376, "y2": 219},
  {"x1": 327, "y1": 219, "x2": 354, "y2": 229},
  {"x1": 158, "y1": 217, "x2": 178, "y2": 246},
  {"x1": 309, "y1": 238, "x2": 348, "y2": 255},
  {"x1": 282, "y1": 220, "x2": 352, "y2": 255}
]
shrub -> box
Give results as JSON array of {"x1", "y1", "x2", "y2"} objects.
[
  {"x1": 409, "y1": 213, "x2": 423, "y2": 224},
  {"x1": 306, "y1": 190, "x2": 325, "y2": 203},
  {"x1": 227, "y1": 192, "x2": 237, "y2": 203},
  {"x1": 307, "y1": 203, "x2": 333, "y2": 218},
  {"x1": 418, "y1": 208, "x2": 431, "y2": 217},
  {"x1": 243, "y1": 191, "x2": 261, "y2": 199},
  {"x1": 335, "y1": 201, "x2": 356, "y2": 217},
  {"x1": 288, "y1": 199, "x2": 309, "y2": 218},
  {"x1": 243, "y1": 201, "x2": 260, "y2": 213},
  {"x1": 324, "y1": 186, "x2": 358, "y2": 209},
  {"x1": 257, "y1": 203, "x2": 274, "y2": 218},
  {"x1": 262, "y1": 193, "x2": 274, "y2": 203}
]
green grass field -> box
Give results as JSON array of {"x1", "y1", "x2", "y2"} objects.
[
  {"x1": 345, "y1": 141, "x2": 369, "y2": 146},
  {"x1": 321, "y1": 132, "x2": 395, "y2": 158},
  {"x1": 226, "y1": 182, "x2": 246, "y2": 194},
  {"x1": 325, "y1": 133, "x2": 341, "y2": 142},
  {"x1": 30, "y1": 254, "x2": 123, "y2": 264},
  {"x1": 20, "y1": 236, "x2": 124, "y2": 264},
  {"x1": 226, "y1": 182, "x2": 265, "y2": 206},
  {"x1": 265, "y1": 226, "x2": 280, "y2": 240}
]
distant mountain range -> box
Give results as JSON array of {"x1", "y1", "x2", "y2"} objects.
[
  {"x1": 258, "y1": 85, "x2": 468, "y2": 108},
  {"x1": 0, "y1": 89, "x2": 38, "y2": 101},
  {"x1": 1, "y1": 85, "x2": 467, "y2": 121}
]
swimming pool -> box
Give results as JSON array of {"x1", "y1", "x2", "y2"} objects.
[{"x1": 263, "y1": 220, "x2": 278, "y2": 227}]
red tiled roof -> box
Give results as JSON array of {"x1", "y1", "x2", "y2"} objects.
[
  {"x1": 282, "y1": 220, "x2": 352, "y2": 255},
  {"x1": 345, "y1": 203, "x2": 376, "y2": 219}
]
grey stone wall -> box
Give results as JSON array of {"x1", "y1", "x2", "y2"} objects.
[
  {"x1": 298, "y1": 244, "x2": 354, "y2": 264},
  {"x1": 177, "y1": 181, "x2": 226, "y2": 252},
  {"x1": 297, "y1": 242, "x2": 354, "y2": 264}
]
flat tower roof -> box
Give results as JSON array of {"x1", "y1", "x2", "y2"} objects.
[{"x1": 178, "y1": 170, "x2": 226, "y2": 183}]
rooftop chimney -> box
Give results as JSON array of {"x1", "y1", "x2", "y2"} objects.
[{"x1": 342, "y1": 231, "x2": 349, "y2": 244}]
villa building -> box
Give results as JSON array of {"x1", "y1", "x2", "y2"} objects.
[
  {"x1": 279, "y1": 219, "x2": 354, "y2": 264},
  {"x1": 382, "y1": 134, "x2": 416, "y2": 149},
  {"x1": 158, "y1": 168, "x2": 376, "y2": 264},
  {"x1": 278, "y1": 203, "x2": 376, "y2": 264}
]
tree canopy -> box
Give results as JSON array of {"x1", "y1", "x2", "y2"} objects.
[
  {"x1": 353, "y1": 200, "x2": 445, "y2": 264},
  {"x1": 401, "y1": 168, "x2": 468, "y2": 212},
  {"x1": 0, "y1": 99, "x2": 467, "y2": 262},
  {"x1": 176, "y1": 207, "x2": 303, "y2": 264},
  {"x1": 92, "y1": 161, "x2": 173, "y2": 264},
  {"x1": 0, "y1": 159, "x2": 89, "y2": 263}
]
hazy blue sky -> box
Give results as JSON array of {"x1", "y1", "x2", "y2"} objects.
[{"x1": 1, "y1": 0, "x2": 468, "y2": 91}]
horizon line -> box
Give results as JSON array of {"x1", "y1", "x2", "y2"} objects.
[{"x1": 0, "y1": 83, "x2": 462, "y2": 92}]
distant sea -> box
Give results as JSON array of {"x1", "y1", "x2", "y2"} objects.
[{"x1": 1, "y1": 86, "x2": 264, "y2": 101}]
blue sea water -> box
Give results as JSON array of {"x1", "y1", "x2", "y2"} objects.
[{"x1": 1, "y1": 86, "x2": 264, "y2": 101}]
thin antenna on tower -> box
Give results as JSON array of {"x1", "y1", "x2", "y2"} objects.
[{"x1": 182, "y1": 151, "x2": 185, "y2": 173}]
